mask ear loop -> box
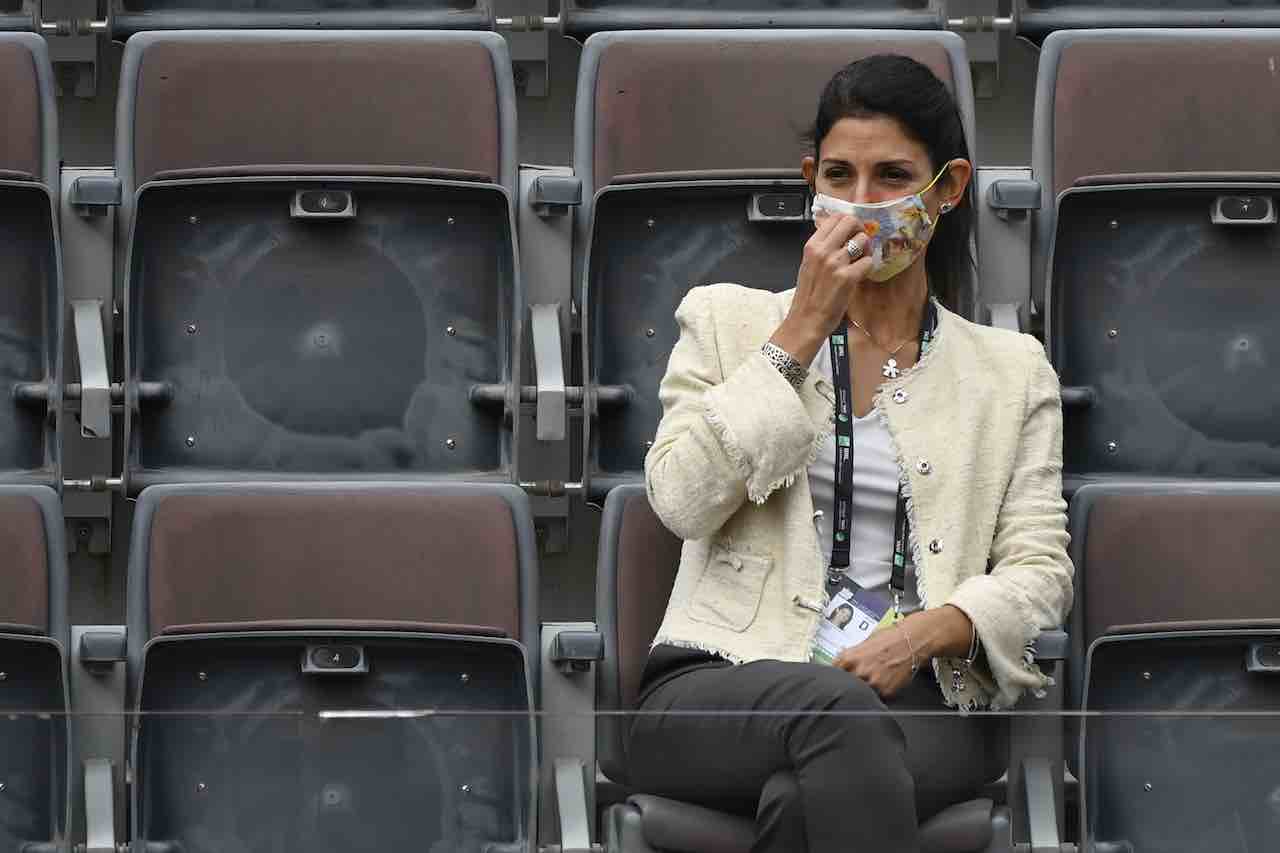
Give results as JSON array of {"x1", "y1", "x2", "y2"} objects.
[{"x1": 916, "y1": 159, "x2": 955, "y2": 198}]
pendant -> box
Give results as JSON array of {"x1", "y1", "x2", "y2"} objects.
[{"x1": 882, "y1": 358, "x2": 900, "y2": 379}]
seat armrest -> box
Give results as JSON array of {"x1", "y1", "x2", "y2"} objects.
[
  {"x1": 1032, "y1": 629, "x2": 1069, "y2": 662},
  {"x1": 530, "y1": 175, "x2": 582, "y2": 218},
  {"x1": 79, "y1": 629, "x2": 126, "y2": 674},
  {"x1": 986, "y1": 178, "x2": 1042, "y2": 221},
  {"x1": 550, "y1": 630, "x2": 604, "y2": 675}
]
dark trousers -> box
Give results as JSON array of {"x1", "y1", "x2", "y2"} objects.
[{"x1": 626, "y1": 660, "x2": 1004, "y2": 853}]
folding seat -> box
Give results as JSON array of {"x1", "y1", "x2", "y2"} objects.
[
  {"x1": 575, "y1": 29, "x2": 976, "y2": 496},
  {"x1": 0, "y1": 485, "x2": 70, "y2": 853},
  {"x1": 1033, "y1": 30, "x2": 1280, "y2": 490},
  {"x1": 559, "y1": 0, "x2": 946, "y2": 40},
  {"x1": 1068, "y1": 483, "x2": 1280, "y2": 852},
  {"x1": 0, "y1": 33, "x2": 60, "y2": 486},
  {"x1": 123, "y1": 481, "x2": 538, "y2": 853},
  {"x1": 108, "y1": 0, "x2": 493, "y2": 37},
  {"x1": 594, "y1": 484, "x2": 1062, "y2": 853},
  {"x1": 115, "y1": 30, "x2": 520, "y2": 492},
  {"x1": 1012, "y1": 0, "x2": 1280, "y2": 43}
]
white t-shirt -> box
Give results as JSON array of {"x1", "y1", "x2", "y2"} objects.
[{"x1": 807, "y1": 342, "x2": 922, "y2": 613}]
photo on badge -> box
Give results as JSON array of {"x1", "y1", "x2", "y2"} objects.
[{"x1": 811, "y1": 578, "x2": 894, "y2": 665}]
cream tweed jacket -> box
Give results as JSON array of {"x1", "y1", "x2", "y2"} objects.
[{"x1": 644, "y1": 284, "x2": 1073, "y2": 710}]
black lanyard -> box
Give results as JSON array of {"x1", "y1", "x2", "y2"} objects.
[{"x1": 826, "y1": 300, "x2": 937, "y2": 610}]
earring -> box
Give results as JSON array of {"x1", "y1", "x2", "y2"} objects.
[{"x1": 939, "y1": 201, "x2": 954, "y2": 214}]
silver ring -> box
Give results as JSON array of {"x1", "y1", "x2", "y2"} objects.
[{"x1": 846, "y1": 239, "x2": 865, "y2": 260}]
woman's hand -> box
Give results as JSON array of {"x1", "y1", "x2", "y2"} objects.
[
  {"x1": 836, "y1": 605, "x2": 976, "y2": 700},
  {"x1": 835, "y1": 620, "x2": 918, "y2": 700},
  {"x1": 768, "y1": 213, "x2": 874, "y2": 365}
]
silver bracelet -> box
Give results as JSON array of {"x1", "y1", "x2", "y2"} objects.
[{"x1": 760, "y1": 342, "x2": 808, "y2": 388}]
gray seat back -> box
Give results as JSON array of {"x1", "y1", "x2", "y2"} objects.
[
  {"x1": 561, "y1": 0, "x2": 945, "y2": 39},
  {"x1": 595, "y1": 484, "x2": 683, "y2": 785},
  {"x1": 125, "y1": 482, "x2": 540, "y2": 853},
  {"x1": 1015, "y1": 0, "x2": 1280, "y2": 42},
  {"x1": 1070, "y1": 484, "x2": 1280, "y2": 850},
  {"x1": 575, "y1": 30, "x2": 975, "y2": 495},
  {"x1": 1069, "y1": 483, "x2": 1280, "y2": 694},
  {"x1": 116, "y1": 31, "x2": 522, "y2": 491},
  {"x1": 0, "y1": 33, "x2": 60, "y2": 486},
  {"x1": 108, "y1": 0, "x2": 493, "y2": 38},
  {"x1": 1034, "y1": 30, "x2": 1280, "y2": 487},
  {"x1": 0, "y1": 485, "x2": 70, "y2": 853}
]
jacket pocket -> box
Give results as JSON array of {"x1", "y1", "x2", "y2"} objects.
[{"x1": 686, "y1": 543, "x2": 775, "y2": 633}]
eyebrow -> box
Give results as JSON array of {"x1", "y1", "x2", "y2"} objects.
[{"x1": 820, "y1": 157, "x2": 918, "y2": 169}]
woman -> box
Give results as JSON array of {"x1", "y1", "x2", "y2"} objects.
[{"x1": 630, "y1": 55, "x2": 1073, "y2": 852}]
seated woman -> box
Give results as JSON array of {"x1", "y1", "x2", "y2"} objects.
[{"x1": 631, "y1": 54, "x2": 1073, "y2": 852}]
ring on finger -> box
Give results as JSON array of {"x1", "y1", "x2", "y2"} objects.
[{"x1": 845, "y1": 238, "x2": 865, "y2": 260}]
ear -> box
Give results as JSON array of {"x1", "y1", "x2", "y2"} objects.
[
  {"x1": 802, "y1": 155, "x2": 817, "y2": 190},
  {"x1": 936, "y1": 158, "x2": 973, "y2": 209}
]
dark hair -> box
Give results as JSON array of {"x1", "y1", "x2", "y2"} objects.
[{"x1": 805, "y1": 54, "x2": 974, "y2": 317}]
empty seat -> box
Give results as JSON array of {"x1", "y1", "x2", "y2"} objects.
[
  {"x1": 575, "y1": 30, "x2": 976, "y2": 495},
  {"x1": 595, "y1": 484, "x2": 1014, "y2": 853},
  {"x1": 108, "y1": 0, "x2": 493, "y2": 38},
  {"x1": 1034, "y1": 29, "x2": 1280, "y2": 488},
  {"x1": 0, "y1": 33, "x2": 60, "y2": 486},
  {"x1": 0, "y1": 485, "x2": 69, "y2": 853},
  {"x1": 1068, "y1": 483, "x2": 1280, "y2": 851},
  {"x1": 125, "y1": 481, "x2": 539, "y2": 853},
  {"x1": 560, "y1": 0, "x2": 945, "y2": 40},
  {"x1": 115, "y1": 30, "x2": 521, "y2": 490},
  {"x1": 1014, "y1": 0, "x2": 1280, "y2": 43}
]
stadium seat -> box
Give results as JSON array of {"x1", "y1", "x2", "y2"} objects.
[
  {"x1": 124, "y1": 481, "x2": 539, "y2": 853},
  {"x1": 115, "y1": 30, "x2": 521, "y2": 491},
  {"x1": 559, "y1": 0, "x2": 946, "y2": 40},
  {"x1": 1068, "y1": 483, "x2": 1280, "y2": 851},
  {"x1": 107, "y1": 0, "x2": 493, "y2": 38},
  {"x1": 595, "y1": 485, "x2": 1021, "y2": 853},
  {"x1": 0, "y1": 33, "x2": 60, "y2": 486},
  {"x1": 1034, "y1": 29, "x2": 1280, "y2": 489},
  {"x1": 1013, "y1": 0, "x2": 1280, "y2": 43},
  {"x1": 0, "y1": 485, "x2": 70, "y2": 853},
  {"x1": 574, "y1": 29, "x2": 977, "y2": 496}
]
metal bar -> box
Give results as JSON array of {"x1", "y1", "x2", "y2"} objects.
[
  {"x1": 472, "y1": 384, "x2": 632, "y2": 409},
  {"x1": 531, "y1": 304, "x2": 567, "y2": 442},
  {"x1": 1023, "y1": 756, "x2": 1062, "y2": 853},
  {"x1": 63, "y1": 477, "x2": 123, "y2": 493},
  {"x1": 84, "y1": 758, "x2": 115, "y2": 853},
  {"x1": 12, "y1": 383, "x2": 50, "y2": 407},
  {"x1": 70, "y1": 298, "x2": 111, "y2": 439},
  {"x1": 495, "y1": 15, "x2": 559, "y2": 31},
  {"x1": 519, "y1": 481, "x2": 585, "y2": 497},
  {"x1": 553, "y1": 757, "x2": 593, "y2": 853}
]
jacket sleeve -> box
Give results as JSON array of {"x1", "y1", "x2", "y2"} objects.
[
  {"x1": 644, "y1": 286, "x2": 834, "y2": 542},
  {"x1": 945, "y1": 336, "x2": 1075, "y2": 709}
]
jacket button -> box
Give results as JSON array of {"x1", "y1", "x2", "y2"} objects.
[
  {"x1": 916, "y1": 459, "x2": 932, "y2": 475},
  {"x1": 892, "y1": 389, "x2": 909, "y2": 404},
  {"x1": 928, "y1": 539, "x2": 943, "y2": 554}
]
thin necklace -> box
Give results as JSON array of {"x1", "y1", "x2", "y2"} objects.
[{"x1": 847, "y1": 317, "x2": 914, "y2": 379}]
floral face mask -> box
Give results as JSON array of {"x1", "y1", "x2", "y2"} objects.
[{"x1": 810, "y1": 161, "x2": 954, "y2": 282}]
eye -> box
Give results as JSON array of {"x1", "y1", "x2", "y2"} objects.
[
  {"x1": 882, "y1": 167, "x2": 913, "y2": 182},
  {"x1": 823, "y1": 166, "x2": 849, "y2": 181}
]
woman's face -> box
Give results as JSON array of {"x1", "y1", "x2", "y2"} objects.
[{"x1": 801, "y1": 114, "x2": 970, "y2": 221}]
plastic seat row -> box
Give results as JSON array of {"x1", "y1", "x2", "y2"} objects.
[{"x1": 6, "y1": 22, "x2": 1280, "y2": 853}]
